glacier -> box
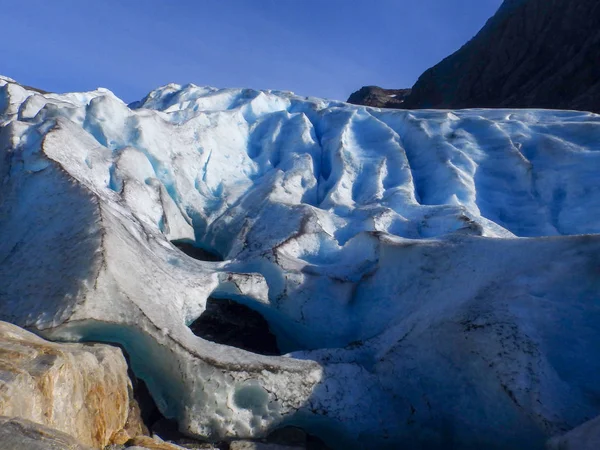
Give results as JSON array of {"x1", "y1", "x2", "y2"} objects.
[{"x1": 1, "y1": 76, "x2": 600, "y2": 449}]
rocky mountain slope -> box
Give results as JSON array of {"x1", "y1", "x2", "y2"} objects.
[
  {"x1": 1, "y1": 76, "x2": 600, "y2": 449},
  {"x1": 349, "y1": 0, "x2": 600, "y2": 113},
  {"x1": 346, "y1": 86, "x2": 411, "y2": 108}
]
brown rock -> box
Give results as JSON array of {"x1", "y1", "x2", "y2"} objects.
[
  {"x1": 353, "y1": 0, "x2": 600, "y2": 114},
  {"x1": 229, "y1": 441, "x2": 304, "y2": 450},
  {"x1": 0, "y1": 321, "x2": 133, "y2": 448},
  {"x1": 403, "y1": 0, "x2": 600, "y2": 113},
  {"x1": 347, "y1": 86, "x2": 411, "y2": 108},
  {"x1": 117, "y1": 387, "x2": 149, "y2": 443}
]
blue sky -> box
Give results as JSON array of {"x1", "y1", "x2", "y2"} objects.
[{"x1": 3, "y1": 0, "x2": 502, "y2": 103}]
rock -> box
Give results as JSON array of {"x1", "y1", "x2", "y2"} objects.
[
  {"x1": 119, "y1": 392, "x2": 149, "y2": 443},
  {"x1": 230, "y1": 442, "x2": 303, "y2": 450},
  {"x1": 127, "y1": 436, "x2": 190, "y2": 449},
  {"x1": 401, "y1": 0, "x2": 600, "y2": 113},
  {"x1": 346, "y1": 86, "x2": 411, "y2": 108},
  {"x1": 0, "y1": 321, "x2": 135, "y2": 448},
  {"x1": 0, "y1": 416, "x2": 92, "y2": 450},
  {"x1": 162, "y1": 442, "x2": 218, "y2": 450},
  {"x1": 109, "y1": 384, "x2": 149, "y2": 445},
  {"x1": 547, "y1": 415, "x2": 600, "y2": 449}
]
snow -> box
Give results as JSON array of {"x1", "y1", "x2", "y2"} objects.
[{"x1": 1, "y1": 77, "x2": 600, "y2": 449}]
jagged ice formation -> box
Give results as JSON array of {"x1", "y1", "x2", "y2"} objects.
[{"x1": 1, "y1": 75, "x2": 600, "y2": 449}]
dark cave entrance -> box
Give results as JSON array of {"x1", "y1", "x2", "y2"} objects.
[
  {"x1": 189, "y1": 297, "x2": 281, "y2": 356},
  {"x1": 171, "y1": 239, "x2": 224, "y2": 262}
]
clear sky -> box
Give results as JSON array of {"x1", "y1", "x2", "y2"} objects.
[{"x1": 2, "y1": 0, "x2": 502, "y2": 103}]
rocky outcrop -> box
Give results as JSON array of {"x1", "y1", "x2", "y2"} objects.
[
  {"x1": 402, "y1": 0, "x2": 600, "y2": 112},
  {"x1": 126, "y1": 435, "x2": 201, "y2": 450},
  {"x1": 350, "y1": 0, "x2": 600, "y2": 113},
  {"x1": 346, "y1": 86, "x2": 411, "y2": 108},
  {"x1": 0, "y1": 321, "x2": 140, "y2": 448},
  {"x1": 229, "y1": 442, "x2": 302, "y2": 450},
  {"x1": 547, "y1": 415, "x2": 600, "y2": 450},
  {"x1": 0, "y1": 416, "x2": 92, "y2": 450}
]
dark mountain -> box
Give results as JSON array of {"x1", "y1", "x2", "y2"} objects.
[
  {"x1": 347, "y1": 86, "x2": 411, "y2": 108},
  {"x1": 349, "y1": 0, "x2": 600, "y2": 113}
]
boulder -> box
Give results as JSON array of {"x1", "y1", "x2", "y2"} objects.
[
  {"x1": 0, "y1": 416, "x2": 92, "y2": 450},
  {"x1": 0, "y1": 321, "x2": 138, "y2": 448}
]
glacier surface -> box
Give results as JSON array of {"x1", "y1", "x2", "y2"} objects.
[{"x1": 1, "y1": 77, "x2": 600, "y2": 449}]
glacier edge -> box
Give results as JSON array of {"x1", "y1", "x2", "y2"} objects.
[{"x1": 1, "y1": 76, "x2": 600, "y2": 449}]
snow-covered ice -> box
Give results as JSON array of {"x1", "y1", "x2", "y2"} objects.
[{"x1": 1, "y1": 76, "x2": 599, "y2": 449}]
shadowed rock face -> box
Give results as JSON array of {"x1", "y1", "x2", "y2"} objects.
[
  {"x1": 0, "y1": 416, "x2": 93, "y2": 450},
  {"x1": 350, "y1": 0, "x2": 600, "y2": 113},
  {"x1": 402, "y1": 0, "x2": 600, "y2": 112},
  {"x1": 347, "y1": 86, "x2": 411, "y2": 108}
]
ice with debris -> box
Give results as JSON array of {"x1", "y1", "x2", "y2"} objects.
[{"x1": 1, "y1": 76, "x2": 600, "y2": 450}]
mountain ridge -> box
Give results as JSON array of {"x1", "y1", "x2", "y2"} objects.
[{"x1": 349, "y1": 0, "x2": 600, "y2": 113}]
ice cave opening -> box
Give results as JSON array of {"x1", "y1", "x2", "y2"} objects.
[
  {"x1": 171, "y1": 239, "x2": 224, "y2": 262},
  {"x1": 188, "y1": 297, "x2": 281, "y2": 356}
]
